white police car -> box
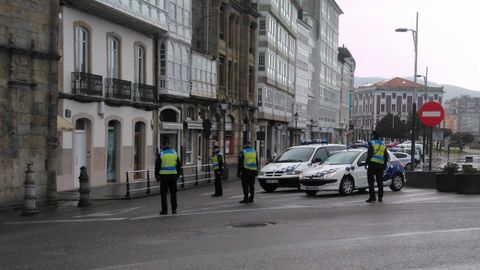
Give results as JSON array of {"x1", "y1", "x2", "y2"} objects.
[
  {"x1": 299, "y1": 149, "x2": 405, "y2": 196},
  {"x1": 258, "y1": 144, "x2": 346, "y2": 192}
]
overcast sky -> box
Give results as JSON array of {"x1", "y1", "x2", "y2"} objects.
[{"x1": 335, "y1": 0, "x2": 480, "y2": 91}]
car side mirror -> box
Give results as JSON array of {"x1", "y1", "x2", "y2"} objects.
[
  {"x1": 313, "y1": 158, "x2": 322, "y2": 164},
  {"x1": 358, "y1": 161, "x2": 366, "y2": 167}
]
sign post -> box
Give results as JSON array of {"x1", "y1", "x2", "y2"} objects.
[{"x1": 419, "y1": 102, "x2": 445, "y2": 171}]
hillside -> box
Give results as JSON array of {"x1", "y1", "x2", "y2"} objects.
[{"x1": 354, "y1": 77, "x2": 480, "y2": 100}]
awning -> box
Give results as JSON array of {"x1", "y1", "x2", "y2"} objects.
[{"x1": 57, "y1": 116, "x2": 75, "y2": 132}]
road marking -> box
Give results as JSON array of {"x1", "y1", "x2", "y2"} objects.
[
  {"x1": 330, "y1": 226, "x2": 480, "y2": 243},
  {"x1": 5, "y1": 217, "x2": 127, "y2": 225},
  {"x1": 74, "y1": 206, "x2": 143, "y2": 218}
]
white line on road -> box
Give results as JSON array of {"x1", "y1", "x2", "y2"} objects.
[
  {"x1": 5, "y1": 217, "x2": 127, "y2": 225},
  {"x1": 74, "y1": 206, "x2": 144, "y2": 218}
]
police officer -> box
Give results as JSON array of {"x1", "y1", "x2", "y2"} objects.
[
  {"x1": 365, "y1": 131, "x2": 389, "y2": 203},
  {"x1": 211, "y1": 142, "x2": 224, "y2": 197},
  {"x1": 155, "y1": 141, "x2": 182, "y2": 215},
  {"x1": 237, "y1": 141, "x2": 258, "y2": 204}
]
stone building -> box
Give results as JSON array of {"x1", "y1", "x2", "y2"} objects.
[
  {"x1": 352, "y1": 77, "x2": 444, "y2": 141},
  {"x1": 192, "y1": 0, "x2": 259, "y2": 173},
  {"x1": 338, "y1": 46, "x2": 355, "y2": 143},
  {"x1": 443, "y1": 96, "x2": 480, "y2": 138},
  {"x1": 0, "y1": 0, "x2": 61, "y2": 204}
]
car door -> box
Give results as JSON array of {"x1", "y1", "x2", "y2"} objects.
[
  {"x1": 383, "y1": 153, "x2": 395, "y2": 183},
  {"x1": 354, "y1": 152, "x2": 368, "y2": 188}
]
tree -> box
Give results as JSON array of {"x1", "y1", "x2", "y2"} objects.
[
  {"x1": 375, "y1": 113, "x2": 409, "y2": 140},
  {"x1": 450, "y1": 132, "x2": 475, "y2": 151}
]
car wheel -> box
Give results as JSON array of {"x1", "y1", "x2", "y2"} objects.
[
  {"x1": 339, "y1": 176, "x2": 355, "y2": 196},
  {"x1": 405, "y1": 163, "x2": 412, "y2": 171},
  {"x1": 262, "y1": 186, "x2": 277, "y2": 193},
  {"x1": 390, "y1": 174, "x2": 404, "y2": 191},
  {"x1": 305, "y1": 190, "x2": 318, "y2": 196}
]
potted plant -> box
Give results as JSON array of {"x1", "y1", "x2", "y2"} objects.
[
  {"x1": 436, "y1": 162, "x2": 460, "y2": 192},
  {"x1": 456, "y1": 165, "x2": 480, "y2": 194}
]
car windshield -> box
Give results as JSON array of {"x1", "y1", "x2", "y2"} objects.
[
  {"x1": 273, "y1": 147, "x2": 315, "y2": 163},
  {"x1": 323, "y1": 151, "x2": 361, "y2": 165}
]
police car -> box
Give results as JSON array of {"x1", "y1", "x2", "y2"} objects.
[
  {"x1": 299, "y1": 148, "x2": 405, "y2": 196},
  {"x1": 257, "y1": 144, "x2": 346, "y2": 192}
]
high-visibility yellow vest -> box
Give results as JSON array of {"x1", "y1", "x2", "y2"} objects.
[
  {"x1": 242, "y1": 147, "x2": 257, "y2": 171},
  {"x1": 370, "y1": 140, "x2": 386, "y2": 164},
  {"x1": 212, "y1": 152, "x2": 222, "y2": 171},
  {"x1": 159, "y1": 149, "x2": 178, "y2": 175}
]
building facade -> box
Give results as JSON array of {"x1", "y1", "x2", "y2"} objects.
[
  {"x1": 192, "y1": 0, "x2": 259, "y2": 173},
  {"x1": 0, "y1": 0, "x2": 61, "y2": 204},
  {"x1": 352, "y1": 77, "x2": 445, "y2": 141},
  {"x1": 57, "y1": 0, "x2": 165, "y2": 190},
  {"x1": 256, "y1": 0, "x2": 300, "y2": 161},
  {"x1": 443, "y1": 96, "x2": 480, "y2": 137},
  {"x1": 338, "y1": 46, "x2": 356, "y2": 143},
  {"x1": 303, "y1": 0, "x2": 344, "y2": 143}
]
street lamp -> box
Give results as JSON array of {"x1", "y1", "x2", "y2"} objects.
[
  {"x1": 396, "y1": 12, "x2": 419, "y2": 171},
  {"x1": 219, "y1": 100, "x2": 229, "y2": 162},
  {"x1": 309, "y1": 118, "x2": 314, "y2": 140},
  {"x1": 293, "y1": 112, "x2": 299, "y2": 145},
  {"x1": 417, "y1": 67, "x2": 428, "y2": 164}
]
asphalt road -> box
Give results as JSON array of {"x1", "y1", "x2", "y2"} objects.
[{"x1": 2, "y1": 180, "x2": 480, "y2": 270}]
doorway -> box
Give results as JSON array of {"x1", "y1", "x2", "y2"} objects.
[
  {"x1": 74, "y1": 119, "x2": 87, "y2": 189},
  {"x1": 107, "y1": 120, "x2": 120, "y2": 183},
  {"x1": 134, "y1": 122, "x2": 145, "y2": 179}
]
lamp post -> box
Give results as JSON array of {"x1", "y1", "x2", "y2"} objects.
[
  {"x1": 219, "y1": 100, "x2": 229, "y2": 175},
  {"x1": 396, "y1": 11, "x2": 419, "y2": 171},
  {"x1": 416, "y1": 67, "x2": 428, "y2": 164},
  {"x1": 293, "y1": 112, "x2": 299, "y2": 146},
  {"x1": 309, "y1": 118, "x2": 314, "y2": 140}
]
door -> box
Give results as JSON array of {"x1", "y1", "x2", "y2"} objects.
[
  {"x1": 354, "y1": 152, "x2": 369, "y2": 188},
  {"x1": 74, "y1": 130, "x2": 86, "y2": 189},
  {"x1": 197, "y1": 133, "x2": 203, "y2": 165},
  {"x1": 134, "y1": 129, "x2": 141, "y2": 179},
  {"x1": 107, "y1": 122, "x2": 118, "y2": 183}
]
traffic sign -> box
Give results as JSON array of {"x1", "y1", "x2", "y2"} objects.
[{"x1": 419, "y1": 101, "x2": 445, "y2": 127}]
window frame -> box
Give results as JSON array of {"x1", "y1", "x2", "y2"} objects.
[
  {"x1": 73, "y1": 22, "x2": 92, "y2": 73},
  {"x1": 106, "y1": 33, "x2": 122, "y2": 79}
]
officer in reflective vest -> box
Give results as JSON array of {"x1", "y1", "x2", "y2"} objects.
[
  {"x1": 237, "y1": 141, "x2": 258, "y2": 204},
  {"x1": 155, "y1": 141, "x2": 182, "y2": 215},
  {"x1": 211, "y1": 142, "x2": 224, "y2": 197},
  {"x1": 365, "y1": 131, "x2": 389, "y2": 203}
]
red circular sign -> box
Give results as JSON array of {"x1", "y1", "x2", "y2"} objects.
[{"x1": 419, "y1": 101, "x2": 445, "y2": 127}]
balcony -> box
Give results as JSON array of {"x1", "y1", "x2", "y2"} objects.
[
  {"x1": 191, "y1": 81, "x2": 217, "y2": 100},
  {"x1": 105, "y1": 78, "x2": 132, "y2": 100},
  {"x1": 64, "y1": 0, "x2": 168, "y2": 35},
  {"x1": 71, "y1": 72, "x2": 103, "y2": 97},
  {"x1": 133, "y1": 83, "x2": 156, "y2": 103},
  {"x1": 158, "y1": 76, "x2": 190, "y2": 99}
]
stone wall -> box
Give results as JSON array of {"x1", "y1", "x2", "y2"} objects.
[{"x1": 0, "y1": 0, "x2": 60, "y2": 205}]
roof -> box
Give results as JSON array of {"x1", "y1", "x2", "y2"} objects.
[{"x1": 375, "y1": 77, "x2": 426, "y2": 89}]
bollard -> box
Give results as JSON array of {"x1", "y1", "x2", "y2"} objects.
[
  {"x1": 21, "y1": 162, "x2": 39, "y2": 216},
  {"x1": 146, "y1": 170, "x2": 151, "y2": 194},
  {"x1": 78, "y1": 166, "x2": 92, "y2": 207}
]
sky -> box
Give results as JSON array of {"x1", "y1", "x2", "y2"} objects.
[{"x1": 335, "y1": 0, "x2": 480, "y2": 91}]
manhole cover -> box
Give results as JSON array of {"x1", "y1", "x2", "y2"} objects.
[{"x1": 227, "y1": 222, "x2": 276, "y2": 228}]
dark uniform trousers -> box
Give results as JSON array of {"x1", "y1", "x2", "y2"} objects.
[
  {"x1": 160, "y1": 174, "x2": 177, "y2": 212},
  {"x1": 214, "y1": 170, "x2": 223, "y2": 196},
  {"x1": 367, "y1": 163, "x2": 385, "y2": 200},
  {"x1": 241, "y1": 170, "x2": 256, "y2": 200}
]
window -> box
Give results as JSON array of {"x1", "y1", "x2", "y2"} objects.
[
  {"x1": 134, "y1": 44, "x2": 145, "y2": 83},
  {"x1": 186, "y1": 107, "x2": 195, "y2": 120},
  {"x1": 402, "y1": 104, "x2": 407, "y2": 112},
  {"x1": 313, "y1": 148, "x2": 329, "y2": 163},
  {"x1": 392, "y1": 93, "x2": 396, "y2": 98},
  {"x1": 434, "y1": 94, "x2": 438, "y2": 100},
  {"x1": 160, "y1": 42, "x2": 166, "y2": 76},
  {"x1": 259, "y1": 16, "x2": 266, "y2": 35},
  {"x1": 258, "y1": 52, "x2": 265, "y2": 71},
  {"x1": 381, "y1": 92, "x2": 385, "y2": 99},
  {"x1": 392, "y1": 104, "x2": 396, "y2": 113},
  {"x1": 107, "y1": 35, "x2": 120, "y2": 78},
  {"x1": 74, "y1": 26, "x2": 89, "y2": 72},
  {"x1": 403, "y1": 93, "x2": 407, "y2": 99},
  {"x1": 381, "y1": 104, "x2": 385, "y2": 112}
]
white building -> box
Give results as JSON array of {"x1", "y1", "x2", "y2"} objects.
[
  {"x1": 57, "y1": 0, "x2": 167, "y2": 190},
  {"x1": 256, "y1": 0, "x2": 301, "y2": 161}
]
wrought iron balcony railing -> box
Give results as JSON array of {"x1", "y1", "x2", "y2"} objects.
[
  {"x1": 71, "y1": 72, "x2": 103, "y2": 96},
  {"x1": 133, "y1": 83, "x2": 156, "y2": 103},
  {"x1": 105, "y1": 78, "x2": 132, "y2": 100}
]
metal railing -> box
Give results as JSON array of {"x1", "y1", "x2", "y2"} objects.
[
  {"x1": 133, "y1": 83, "x2": 156, "y2": 103},
  {"x1": 71, "y1": 72, "x2": 103, "y2": 96},
  {"x1": 124, "y1": 163, "x2": 215, "y2": 198},
  {"x1": 105, "y1": 78, "x2": 132, "y2": 100}
]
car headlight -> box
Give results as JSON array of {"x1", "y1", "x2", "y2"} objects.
[
  {"x1": 298, "y1": 173, "x2": 304, "y2": 180},
  {"x1": 258, "y1": 171, "x2": 265, "y2": 176},
  {"x1": 285, "y1": 170, "x2": 302, "y2": 176},
  {"x1": 322, "y1": 171, "x2": 337, "y2": 179}
]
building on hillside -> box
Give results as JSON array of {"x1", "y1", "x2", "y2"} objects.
[
  {"x1": 255, "y1": 0, "x2": 300, "y2": 161},
  {"x1": 443, "y1": 96, "x2": 480, "y2": 137},
  {"x1": 0, "y1": 0, "x2": 61, "y2": 204},
  {"x1": 351, "y1": 77, "x2": 444, "y2": 141},
  {"x1": 57, "y1": 0, "x2": 166, "y2": 190},
  {"x1": 302, "y1": 0, "x2": 343, "y2": 143},
  {"x1": 337, "y1": 46, "x2": 356, "y2": 144},
  {"x1": 192, "y1": 0, "x2": 259, "y2": 173}
]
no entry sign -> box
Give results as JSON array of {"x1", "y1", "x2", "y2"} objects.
[{"x1": 419, "y1": 101, "x2": 445, "y2": 127}]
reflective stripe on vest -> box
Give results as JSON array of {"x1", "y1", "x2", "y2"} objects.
[
  {"x1": 160, "y1": 149, "x2": 178, "y2": 175},
  {"x1": 212, "y1": 152, "x2": 222, "y2": 171},
  {"x1": 370, "y1": 140, "x2": 386, "y2": 164},
  {"x1": 242, "y1": 147, "x2": 257, "y2": 171}
]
